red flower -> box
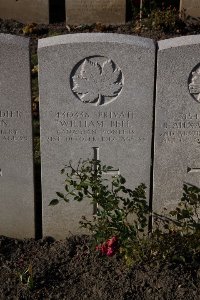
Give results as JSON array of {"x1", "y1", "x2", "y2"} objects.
[
  {"x1": 107, "y1": 236, "x2": 117, "y2": 247},
  {"x1": 101, "y1": 243, "x2": 108, "y2": 254},
  {"x1": 96, "y1": 236, "x2": 118, "y2": 257},
  {"x1": 106, "y1": 247, "x2": 114, "y2": 257}
]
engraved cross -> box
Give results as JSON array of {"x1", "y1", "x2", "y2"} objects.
[
  {"x1": 187, "y1": 167, "x2": 200, "y2": 174},
  {"x1": 92, "y1": 147, "x2": 120, "y2": 214}
]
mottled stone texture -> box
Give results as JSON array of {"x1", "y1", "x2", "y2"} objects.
[
  {"x1": 66, "y1": 0, "x2": 126, "y2": 25},
  {"x1": 38, "y1": 33, "x2": 155, "y2": 239},
  {"x1": 154, "y1": 35, "x2": 200, "y2": 213},
  {"x1": 180, "y1": 0, "x2": 200, "y2": 22},
  {"x1": 0, "y1": 0, "x2": 49, "y2": 24},
  {"x1": 0, "y1": 34, "x2": 35, "y2": 238}
]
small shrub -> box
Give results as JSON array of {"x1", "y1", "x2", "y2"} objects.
[
  {"x1": 154, "y1": 183, "x2": 200, "y2": 235},
  {"x1": 51, "y1": 160, "x2": 200, "y2": 265},
  {"x1": 50, "y1": 159, "x2": 149, "y2": 264},
  {"x1": 141, "y1": 6, "x2": 184, "y2": 32},
  {"x1": 152, "y1": 183, "x2": 200, "y2": 264}
]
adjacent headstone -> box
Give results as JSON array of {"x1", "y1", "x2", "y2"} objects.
[
  {"x1": 0, "y1": 34, "x2": 35, "y2": 238},
  {"x1": 38, "y1": 33, "x2": 155, "y2": 239},
  {"x1": 0, "y1": 0, "x2": 49, "y2": 24},
  {"x1": 65, "y1": 0, "x2": 126, "y2": 25},
  {"x1": 180, "y1": 0, "x2": 200, "y2": 23},
  {"x1": 154, "y1": 35, "x2": 200, "y2": 213}
]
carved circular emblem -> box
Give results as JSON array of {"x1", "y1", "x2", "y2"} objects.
[
  {"x1": 189, "y1": 64, "x2": 200, "y2": 102},
  {"x1": 71, "y1": 56, "x2": 124, "y2": 106}
]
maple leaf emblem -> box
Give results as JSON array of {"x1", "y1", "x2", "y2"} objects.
[
  {"x1": 189, "y1": 70, "x2": 200, "y2": 102},
  {"x1": 188, "y1": 65, "x2": 200, "y2": 103},
  {"x1": 72, "y1": 58, "x2": 123, "y2": 105}
]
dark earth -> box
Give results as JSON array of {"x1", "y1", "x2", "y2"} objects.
[
  {"x1": 1, "y1": 14, "x2": 200, "y2": 299},
  {"x1": 1, "y1": 235, "x2": 200, "y2": 300}
]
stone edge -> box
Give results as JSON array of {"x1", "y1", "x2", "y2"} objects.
[
  {"x1": 38, "y1": 33, "x2": 155, "y2": 50},
  {"x1": 158, "y1": 35, "x2": 200, "y2": 50},
  {"x1": 0, "y1": 33, "x2": 29, "y2": 48}
]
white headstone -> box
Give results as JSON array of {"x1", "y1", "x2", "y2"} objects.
[
  {"x1": 0, "y1": 0, "x2": 49, "y2": 24},
  {"x1": 38, "y1": 33, "x2": 155, "y2": 239},
  {"x1": 66, "y1": 0, "x2": 126, "y2": 25},
  {"x1": 0, "y1": 34, "x2": 35, "y2": 238},
  {"x1": 154, "y1": 35, "x2": 200, "y2": 213},
  {"x1": 180, "y1": 0, "x2": 200, "y2": 22}
]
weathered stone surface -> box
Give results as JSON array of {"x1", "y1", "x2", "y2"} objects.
[
  {"x1": 0, "y1": 34, "x2": 35, "y2": 238},
  {"x1": 180, "y1": 0, "x2": 200, "y2": 22},
  {"x1": 65, "y1": 0, "x2": 126, "y2": 25},
  {"x1": 0, "y1": 0, "x2": 49, "y2": 24},
  {"x1": 154, "y1": 35, "x2": 200, "y2": 213},
  {"x1": 38, "y1": 33, "x2": 155, "y2": 239}
]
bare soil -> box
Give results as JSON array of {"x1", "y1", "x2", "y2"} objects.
[{"x1": 1, "y1": 235, "x2": 200, "y2": 300}]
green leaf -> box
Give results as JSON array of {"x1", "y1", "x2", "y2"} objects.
[
  {"x1": 181, "y1": 209, "x2": 190, "y2": 218},
  {"x1": 120, "y1": 176, "x2": 126, "y2": 184},
  {"x1": 107, "y1": 166, "x2": 113, "y2": 170},
  {"x1": 49, "y1": 199, "x2": 59, "y2": 206},
  {"x1": 70, "y1": 192, "x2": 77, "y2": 196},
  {"x1": 63, "y1": 197, "x2": 69, "y2": 203},
  {"x1": 56, "y1": 192, "x2": 65, "y2": 199}
]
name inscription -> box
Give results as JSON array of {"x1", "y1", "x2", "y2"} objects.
[
  {"x1": 47, "y1": 110, "x2": 145, "y2": 143},
  {"x1": 0, "y1": 110, "x2": 29, "y2": 142},
  {"x1": 160, "y1": 113, "x2": 200, "y2": 143}
]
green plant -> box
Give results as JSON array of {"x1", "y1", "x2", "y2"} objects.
[
  {"x1": 167, "y1": 184, "x2": 200, "y2": 234},
  {"x1": 22, "y1": 23, "x2": 37, "y2": 35},
  {"x1": 18, "y1": 264, "x2": 34, "y2": 290},
  {"x1": 31, "y1": 54, "x2": 38, "y2": 68},
  {"x1": 151, "y1": 183, "x2": 200, "y2": 264},
  {"x1": 50, "y1": 159, "x2": 149, "y2": 262},
  {"x1": 48, "y1": 30, "x2": 62, "y2": 37},
  {"x1": 141, "y1": 6, "x2": 184, "y2": 32},
  {"x1": 51, "y1": 160, "x2": 200, "y2": 265},
  {"x1": 153, "y1": 184, "x2": 200, "y2": 236}
]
